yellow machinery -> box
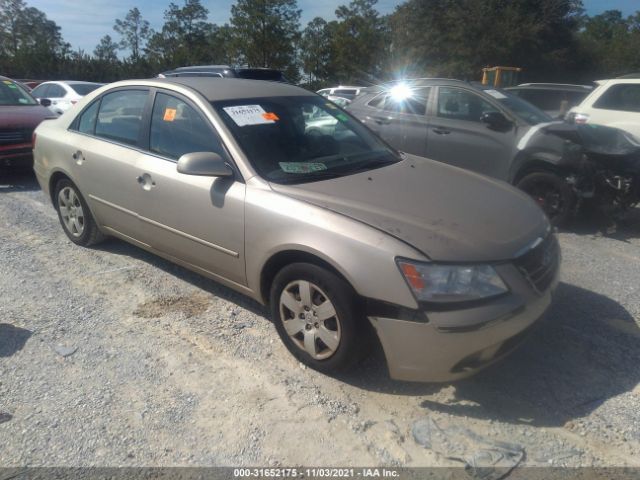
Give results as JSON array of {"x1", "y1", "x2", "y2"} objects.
[{"x1": 481, "y1": 66, "x2": 522, "y2": 88}]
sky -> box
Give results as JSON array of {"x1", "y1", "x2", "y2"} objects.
[{"x1": 26, "y1": 0, "x2": 640, "y2": 54}]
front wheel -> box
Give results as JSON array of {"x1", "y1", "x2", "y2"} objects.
[
  {"x1": 517, "y1": 171, "x2": 575, "y2": 227},
  {"x1": 270, "y1": 263, "x2": 370, "y2": 374}
]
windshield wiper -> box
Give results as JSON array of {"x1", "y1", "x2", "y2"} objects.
[{"x1": 276, "y1": 171, "x2": 345, "y2": 184}]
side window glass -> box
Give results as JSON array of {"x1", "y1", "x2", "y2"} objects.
[
  {"x1": 367, "y1": 94, "x2": 386, "y2": 108},
  {"x1": 594, "y1": 84, "x2": 640, "y2": 112},
  {"x1": 49, "y1": 85, "x2": 65, "y2": 97},
  {"x1": 150, "y1": 92, "x2": 225, "y2": 160},
  {"x1": 369, "y1": 88, "x2": 430, "y2": 115},
  {"x1": 32, "y1": 84, "x2": 49, "y2": 98},
  {"x1": 95, "y1": 90, "x2": 147, "y2": 146},
  {"x1": 437, "y1": 87, "x2": 498, "y2": 122},
  {"x1": 76, "y1": 100, "x2": 100, "y2": 134}
]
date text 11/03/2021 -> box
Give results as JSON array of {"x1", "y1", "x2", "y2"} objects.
[{"x1": 233, "y1": 468, "x2": 400, "y2": 478}]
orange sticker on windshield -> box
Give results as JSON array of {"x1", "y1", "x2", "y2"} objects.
[
  {"x1": 262, "y1": 112, "x2": 279, "y2": 121},
  {"x1": 163, "y1": 108, "x2": 177, "y2": 122}
]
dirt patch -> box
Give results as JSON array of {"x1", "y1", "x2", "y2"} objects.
[{"x1": 134, "y1": 294, "x2": 210, "y2": 319}]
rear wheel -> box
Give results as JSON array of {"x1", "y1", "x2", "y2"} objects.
[
  {"x1": 517, "y1": 171, "x2": 575, "y2": 227},
  {"x1": 270, "y1": 263, "x2": 370, "y2": 374},
  {"x1": 54, "y1": 178, "x2": 105, "y2": 246}
]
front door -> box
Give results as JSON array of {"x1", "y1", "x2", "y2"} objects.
[{"x1": 133, "y1": 91, "x2": 247, "y2": 286}]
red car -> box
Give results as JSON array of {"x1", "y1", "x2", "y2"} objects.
[{"x1": 1, "y1": 76, "x2": 56, "y2": 169}]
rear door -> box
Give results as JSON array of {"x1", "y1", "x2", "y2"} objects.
[
  {"x1": 68, "y1": 88, "x2": 151, "y2": 243},
  {"x1": 133, "y1": 90, "x2": 247, "y2": 286},
  {"x1": 426, "y1": 86, "x2": 514, "y2": 180},
  {"x1": 353, "y1": 87, "x2": 432, "y2": 157}
]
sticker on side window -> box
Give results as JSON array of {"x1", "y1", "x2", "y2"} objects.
[
  {"x1": 279, "y1": 162, "x2": 328, "y2": 174},
  {"x1": 223, "y1": 105, "x2": 278, "y2": 126},
  {"x1": 163, "y1": 108, "x2": 177, "y2": 122},
  {"x1": 485, "y1": 89, "x2": 507, "y2": 99}
]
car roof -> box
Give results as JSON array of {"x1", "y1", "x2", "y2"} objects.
[
  {"x1": 596, "y1": 78, "x2": 640, "y2": 85},
  {"x1": 509, "y1": 83, "x2": 593, "y2": 90},
  {"x1": 361, "y1": 78, "x2": 476, "y2": 95},
  {"x1": 141, "y1": 77, "x2": 314, "y2": 101},
  {"x1": 163, "y1": 65, "x2": 282, "y2": 73},
  {"x1": 63, "y1": 81, "x2": 104, "y2": 85}
]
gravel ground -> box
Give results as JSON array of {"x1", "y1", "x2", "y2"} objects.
[{"x1": 1, "y1": 170, "x2": 639, "y2": 469}]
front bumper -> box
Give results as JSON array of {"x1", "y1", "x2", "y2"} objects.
[
  {"x1": 0, "y1": 144, "x2": 33, "y2": 167},
  {"x1": 369, "y1": 261, "x2": 558, "y2": 382}
]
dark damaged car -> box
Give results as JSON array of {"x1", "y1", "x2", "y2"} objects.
[
  {"x1": 346, "y1": 79, "x2": 583, "y2": 225},
  {"x1": 0, "y1": 76, "x2": 56, "y2": 169}
]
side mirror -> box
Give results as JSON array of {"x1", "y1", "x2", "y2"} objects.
[
  {"x1": 480, "y1": 111, "x2": 512, "y2": 130},
  {"x1": 40, "y1": 98, "x2": 52, "y2": 107},
  {"x1": 177, "y1": 152, "x2": 233, "y2": 177}
]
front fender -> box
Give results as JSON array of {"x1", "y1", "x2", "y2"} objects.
[{"x1": 244, "y1": 185, "x2": 426, "y2": 309}]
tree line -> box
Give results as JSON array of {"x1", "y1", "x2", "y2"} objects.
[{"x1": 1, "y1": 0, "x2": 640, "y2": 88}]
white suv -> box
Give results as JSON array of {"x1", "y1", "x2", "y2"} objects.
[{"x1": 567, "y1": 77, "x2": 640, "y2": 139}]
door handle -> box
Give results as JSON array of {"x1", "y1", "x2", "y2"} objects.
[
  {"x1": 373, "y1": 117, "x2": 392, "y2": 125},
  {"x1": 432, "y1": 128, "x2": 451, "y2": 135},
  {"x1": 72, "y1": 150, "x2": 85, "y2": 164},
  {"x1": 137, "y1": 173, "x2": 156, "y2": 190}
]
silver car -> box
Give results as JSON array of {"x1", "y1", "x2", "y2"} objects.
[{"x1": 33, "y1": 78, "x2": 560, "y2": 382}]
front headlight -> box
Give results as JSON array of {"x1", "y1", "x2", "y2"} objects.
[{"x1": 397, "y1": 260, "x2": 508, "y2": 303}]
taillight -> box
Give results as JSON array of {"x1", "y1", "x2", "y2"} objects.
[
  {"x1": 574, "y1": 113, "x2": 590, "y2": 125},
  {"x1": 32, "y1": 131, "x2": 37, "y2": 147}
]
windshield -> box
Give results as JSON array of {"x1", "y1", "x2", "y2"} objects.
[
  {"x1": 484, "y1": 88, "x2": 552, "y2": 125},
  {"x1": 0, "y1": 79, "x2": 38, "y2": 106},
  {"x1": 70, "y1": 83, "x2": 102, "y2": 95},
  {"x1": 213, "y1": 96, "x2": 399, "y2": 184}
]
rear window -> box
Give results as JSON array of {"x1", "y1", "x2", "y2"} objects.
[
  {"x1": 0, "y1": 79, "x2": 38, "y2": 106},
  {"x1": 594, "y1": 84, "x2": 640, "y2": 113},
  {"x1": 70, "y1": 83, "x2": 102, "y2": 96}
]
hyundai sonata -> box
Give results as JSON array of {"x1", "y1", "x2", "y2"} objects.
[{"x1": 33, "y1": 78, "x2": 559, "y2": 382}]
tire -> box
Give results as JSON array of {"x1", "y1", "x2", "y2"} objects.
[
  {"x1": 517, "y1": 171, "x2": 575, "y2": 227},
  {"x1": 269, "y1": 262, "x2": 370, "y2": 374},
  {"x1": 54, "y1": 178, "x2": 105, "y2": 246}
]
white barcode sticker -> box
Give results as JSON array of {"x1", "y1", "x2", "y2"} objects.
[{"x1": 223, "y1": 105, "x2": 277, "y2": 126}]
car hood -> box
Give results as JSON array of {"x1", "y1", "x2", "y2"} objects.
[
  {"x1": 0, "y1": 105, "x2": 54, "y2": 128},
  {"x1": 270, "y1": 155, "x2": 549, "y2": 262}
]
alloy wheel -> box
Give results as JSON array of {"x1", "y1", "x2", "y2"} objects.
[
  {"x1": 57, "y1": 186, "x2": 85, "y2": 237},
  {"x1": 279, "y1": 280, "x2": 341, "y2": 360}
]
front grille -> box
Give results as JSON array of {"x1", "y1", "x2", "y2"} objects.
[
  {"x1": 0, "y1": 128, "x2": 31, "y2": 146},
  {"x1": 514, "y1": 234, "x2": 560, "y2": 293}
]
